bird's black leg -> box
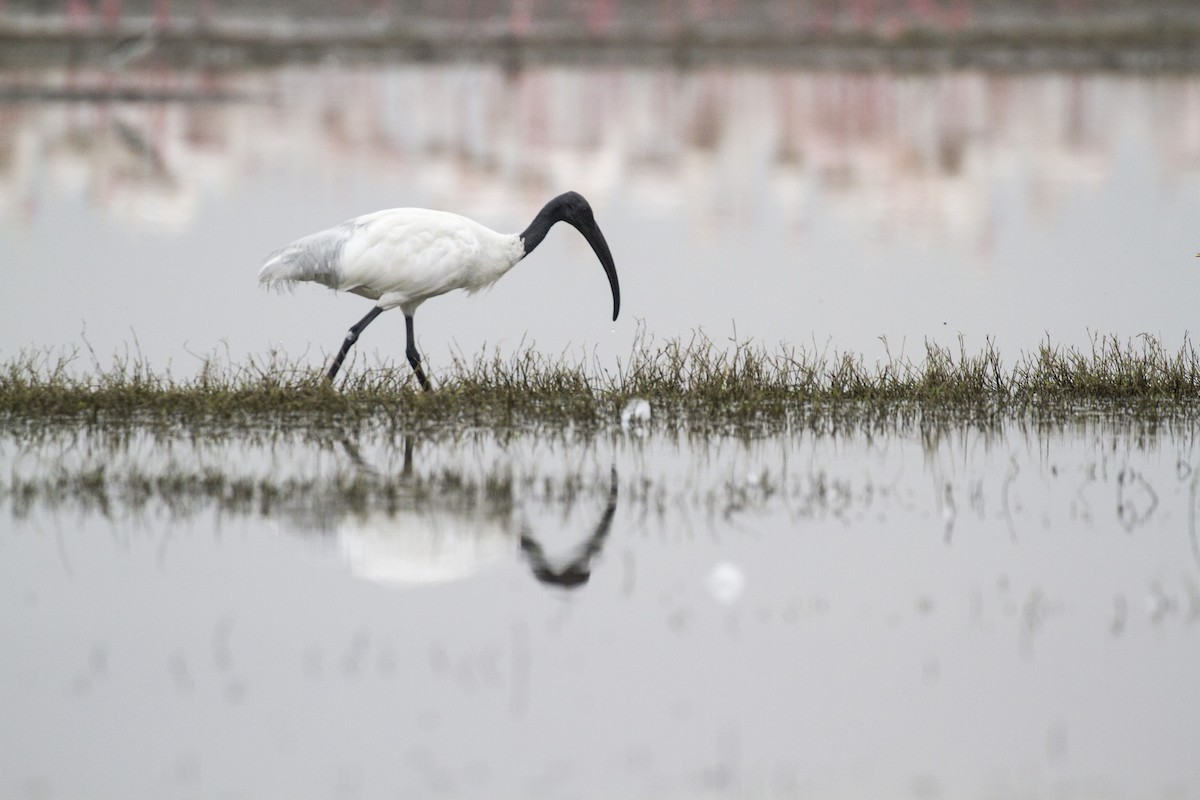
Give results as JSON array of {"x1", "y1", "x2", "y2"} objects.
[
  {"x1": 327, "y1": 306, "x2": 384, "y2": 381},
  {"x1": 405, "y1": 314, "x2": 430, "y2": 391}
]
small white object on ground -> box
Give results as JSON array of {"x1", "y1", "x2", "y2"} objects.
[{"x1": 621, "y1": 398, "x2": 651, "y2": 429}]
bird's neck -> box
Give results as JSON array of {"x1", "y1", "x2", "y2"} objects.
[{"x1": 519, "y1": 204, "x2": 559, "y2": 256}]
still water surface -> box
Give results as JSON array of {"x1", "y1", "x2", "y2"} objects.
[{"x1": 3, "y1": 421, "x2": 1199, "y2": 799}]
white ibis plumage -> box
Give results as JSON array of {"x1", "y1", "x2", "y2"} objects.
[{"x1": 259, "y1": 191, "x2": 620, "y2": 388}]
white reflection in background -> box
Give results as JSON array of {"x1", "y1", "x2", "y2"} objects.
[
  {"x1": 1, "y1": 64, "x2": 1199, "y2": 370},
  {"x1": 7, "y1": 66, "x2": 1200, "y2": 238}
]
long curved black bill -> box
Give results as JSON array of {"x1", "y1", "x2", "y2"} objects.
[{"x1": 572, "y1": 215, "x2": 621, "y2": 321}]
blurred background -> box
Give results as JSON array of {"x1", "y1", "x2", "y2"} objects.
[{"x1": 2, "y1": 0, "x2": 1199, "y2": 373}]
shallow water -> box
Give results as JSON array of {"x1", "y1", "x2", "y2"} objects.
[
  {"x1": 3, "y1": 420, "x2": 1199, "y2": 799},
  {"x1": 2, "y1": 63, "x2": 1200, "y2": 377}
]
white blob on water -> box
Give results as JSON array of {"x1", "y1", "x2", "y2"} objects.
[
  {"x1": 621, "y1": 398, "x2": 651, "y2": 430},
  {"x1": 338, "y1": 513, "x2": 515, "y2": 587},
  {"x1": 707, "y1": 562, "x2": 745, "y2": 604}
]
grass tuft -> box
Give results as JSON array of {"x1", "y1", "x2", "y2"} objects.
[{"x1": 2, "y1": 331, "x2": 1198, "y2": 436}]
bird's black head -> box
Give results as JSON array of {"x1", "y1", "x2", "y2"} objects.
[
  {"x1": 521, "y1": 191, "x2": 621, "y2": 321},
  {"x1": 548, "y1": 191, "x2": 592, "y2": 224}
]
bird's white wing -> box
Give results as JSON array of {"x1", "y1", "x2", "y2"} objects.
[{"x1": 338, "y1": 209, "x2": 492, "y2": 308}]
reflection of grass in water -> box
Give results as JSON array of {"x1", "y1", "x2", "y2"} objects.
[
  {"x1": 2, "y1": 331, "x2": 1198, "y2": 435},
  {"x1": 2, "y1": 463, "x2": 517, "y2": 523},
  {"x1": 0, "y1": 445, "x2": 866, "y2": 530}
]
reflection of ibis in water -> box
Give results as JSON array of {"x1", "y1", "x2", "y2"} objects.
[
  {"x1": 258, "y1": 192, "x2": 621, "y2": 387},
  {"x1": 311, "y1": 439, "x2": 618, "y2": 590}
]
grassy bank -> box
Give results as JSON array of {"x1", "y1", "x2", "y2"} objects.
[{"x1": 2, "y1": 333, "x2": 1198, "y2": 435}]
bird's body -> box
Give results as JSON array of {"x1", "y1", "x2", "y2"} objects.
[
  {"x1": 260, "y1": 208, "x2": 526, "y2": 316},
  {"x1": 259, "y1": 191, "x2": 620, "y2": 387}
]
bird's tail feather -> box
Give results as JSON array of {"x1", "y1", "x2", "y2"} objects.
[
  {"x1": 258, "y1": 226, "x2": 348, "y2": 292},
  {"x1": 257, "y1": 250, "x2": 301, "y2": 292}
]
